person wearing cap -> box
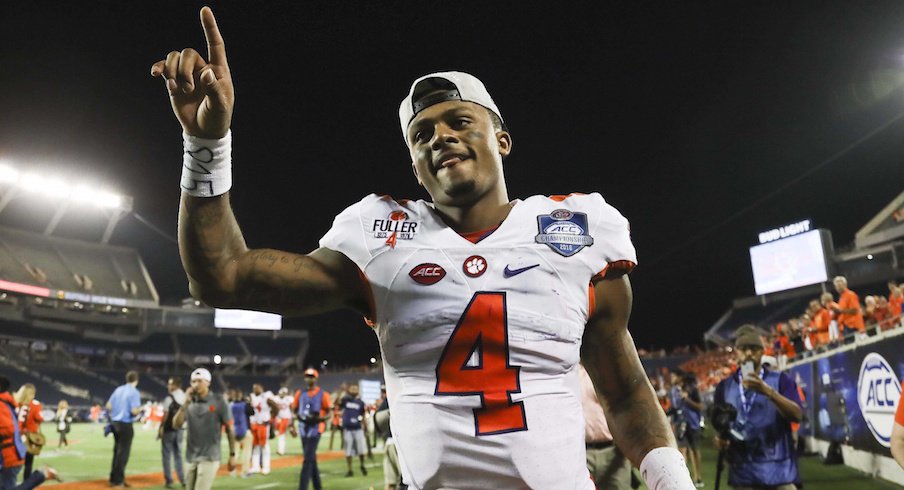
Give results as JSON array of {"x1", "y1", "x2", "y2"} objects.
[
  {"x1": 713, "y1": 325, "x2": 803, "y2": 490},
  {"x1": 154, "y1": 8, "x2": 690, "y2": 489},
  {"x1": 272, "y1": 387, "x2": 294, "y2": 456},
  {"x1": 106, "y1": 370, "x2": 141, "y2": 488},
  {"x1": 172, "y1": 368, "x2": 235, "y2": 490},
  {"x1": 291, "y1": 368, "x2": 331, "y2": 490}
]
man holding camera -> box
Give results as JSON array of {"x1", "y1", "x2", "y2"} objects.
[
  {"x1": 292, "y1": 368, "x2": 332, "y2": 490},
  {"x1": 713, "y1": 325, "x2": 803, "y2": 490}
]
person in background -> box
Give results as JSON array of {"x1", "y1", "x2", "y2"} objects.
[
  {"x1": 160, "y1": 377, "x2": 186, "y2": 489},
  {"x1": 328, "y1": 382, "x2": 347, "y2": 451},
  {"x1": 374, "y1": 388, "x2": 399, "y2": 490},
  {"x1": 90, "y1": 404, "x2": 101, "y2": 424},
  {"x1": 272, "y1": 387, "x2": 294, "y2": 456},
  {"x1": 810, "y1": 295, "x2": 833, "y2": 349},
  {"x1": 578, "y1": 364, "x2": 631, "y2": 490},
  {"x1": 714, "y1": 326, "x2": 803, "y2": 489},
  {"x1": 106, "y1": 370, "x2": 141, "y2": 488},
  {"x1": 248, "y1": 383, "x2": 274, "y2": 475},
  {"x1": 888, "y1": 285, "x2": 903, "y2": 327},
  {"x1": 832, "y1": 276, "x2": 864, "y2": 341},
  {"x1": 338, "y1": 383, "x2": 368, "y2": 478},
  {"x1": 292, "y1": 368, "x2": 331, "y2": 490},
  {"x1": 15, "y1": 384, "x2": 43, "y2": 480},
  {"x1": 229, "y1": 389, "x2": 254, "y2": 478},
  {"x1": 53, "y1": 401, "x2": 71, "y2": 448},
  {"x1": 172, "y1": 368, "x2": 236, "y2": 490},
  {"x1": 0, "y1": 376, "x2": 60, "y2": 488},
  {"x1": 677, "y1": 374, "x2": 704, "y2": 488}
]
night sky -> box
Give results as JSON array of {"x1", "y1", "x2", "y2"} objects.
[{"x1": 2, "y1": 1, "x2": 904, "y2": 366}]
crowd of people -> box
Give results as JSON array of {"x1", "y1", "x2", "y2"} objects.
[
  {"x1": 761, "y1": 277, "x2": 902, "y2": 366},
  {"x1": 100, "y1": 368, "x2": 389, "y2": 490}
]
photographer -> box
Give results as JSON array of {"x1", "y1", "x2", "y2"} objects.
[
  {"x1": 713, "y1": 326, "x2": 803, "y2": 490},
  {"x1": 675, "y1": 373, "x2": 704, "y2": 488}
]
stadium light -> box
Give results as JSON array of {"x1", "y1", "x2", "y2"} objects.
[
  {"x1": 214, "y1": 354, "x2": 222, "y2": 365},
  {"x1": 0, "y1": 162, "x2": 128, "y2": 210},
  {"x1": 0, "y1": 165, "x2": 19, "y2": 184},
  {"x1": 369, "y1": 357, "x2": 377, "y2": 364}
]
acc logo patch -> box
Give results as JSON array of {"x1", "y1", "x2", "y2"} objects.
[
  {"x1": 409, "y1": 263, "x2": 446, "y2": 285},
  {"x1": 857, "y1": 352, "x2": 901, "y2": 448},
  {"x1": 535, "y1": 209, "x2": 594, "y2": 257}
]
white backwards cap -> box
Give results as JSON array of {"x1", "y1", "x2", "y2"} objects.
[
  {"x1": 190, "y1": 368, "x2": 212, "y2": 382},
  {"x1": 399, "y1": 71, "x2": 504, "y2": 143}
]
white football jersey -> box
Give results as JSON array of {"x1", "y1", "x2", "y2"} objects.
[
  {"x1": 276, "y1": 395, "x2": 293, "y2": 420},
  {"x1": 250, "y1": 391, "x2": 274, "y2": 425},
  {"x1": 320, "y1": 193, "x2": 636, "y2": 490}
]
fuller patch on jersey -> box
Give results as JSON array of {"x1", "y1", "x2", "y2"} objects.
[
  {"x1": 535, "y1": 209, "x2": 594, "y2": 257},
  {"x1": 372, "y1": 211, "x2": 420, "y2": 248}
]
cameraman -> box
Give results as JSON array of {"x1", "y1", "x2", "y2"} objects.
[{"x1": 714, "y1": 326, "x2": 803, "y2": 490}]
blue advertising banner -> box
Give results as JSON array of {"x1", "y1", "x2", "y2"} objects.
[
  {"x1": 785, "y1": 363, "x2": 814, "y2": 438},
  {"x1": 790, "y1": 333, "x2": 904, "y2": 455}
]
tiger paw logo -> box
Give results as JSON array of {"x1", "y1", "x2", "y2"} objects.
[
  {"x1": 463, "y1": 255, "x2": 487, "y2": 277},
  {"x1": 372, "y1": 210, "x2": 419, "y2": 248}
]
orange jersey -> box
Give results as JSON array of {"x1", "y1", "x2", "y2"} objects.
[
  {"x1": 811, "y1": 308, "x2": 832, "y2": 346},
  {"x1": 837, "y1": 289, "x2": 865, "y2": 332},
  {"x1": 890, "y1": 294, "x2": 903, "y2": 319}
]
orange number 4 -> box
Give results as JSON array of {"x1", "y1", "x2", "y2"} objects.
[{"x1": 435, "y1": 292, "x2": 527, "y2": 435}]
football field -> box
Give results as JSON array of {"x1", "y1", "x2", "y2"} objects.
[{"x1": 27, "y1": 422, "x2": 904, "y2": 489}]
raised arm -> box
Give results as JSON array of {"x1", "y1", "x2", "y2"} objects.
[{"x1": 151, "y1": 8, "x2": 367, "y2": 316}]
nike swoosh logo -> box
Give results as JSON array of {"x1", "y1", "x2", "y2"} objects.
[{"x1": 503, "y1": 264, "x2": 540, "y2": 278}]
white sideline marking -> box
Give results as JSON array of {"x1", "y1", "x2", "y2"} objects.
[{"x1": 251, "y1": 484, "x2": 280, "y2": 489}]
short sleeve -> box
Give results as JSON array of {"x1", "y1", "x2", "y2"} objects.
[
  {"x1": 322, "y1": 392, "x2": 332, "y2": 411},
  {"x1": 584, "y1": 193, "x2": 637, "y2": 280},
  {"x1": 129, "y1": 389, "x2": 141, "y2": 410},
  {"x1": 778, "y1": 373, "x2": 802, "y2": 407},
  {"x1": 318, "y1": 196, "x2": 375, "y2": 270}
]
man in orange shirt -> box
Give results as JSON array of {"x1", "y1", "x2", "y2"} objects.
[
  {"x1": 832, "y1": 276, "x2": 864, "y2": 341},
  {"x1": 291, "y1": 368, "x2": 332, "y2": 490}
]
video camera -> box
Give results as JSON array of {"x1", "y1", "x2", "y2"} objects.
[{"x1": 709, "y1": 403, "x2": 738, "y2": 439}]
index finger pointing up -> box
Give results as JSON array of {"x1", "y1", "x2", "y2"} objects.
[{"x1": 200, "y1": 6, "x2": 226, "y2": 66}]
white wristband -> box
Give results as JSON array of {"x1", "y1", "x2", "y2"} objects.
[
  {"x1": 181, "y1": 130, "x2": 232, "y2": 197},
  {"x1": 639, "y1": 447, "x2": 696, "y2": 490}
]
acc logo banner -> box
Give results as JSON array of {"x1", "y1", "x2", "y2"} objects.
[
  {"x1": 535, "y1": 209, "x2": 594, "y2": 257},
  {"x1": 857, "y1": 352, "x2": 901, "y2": 448}
]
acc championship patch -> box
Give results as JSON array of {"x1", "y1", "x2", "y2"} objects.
[{"x1": 535, "y1": 209, "x2": 594, "y2": 257}]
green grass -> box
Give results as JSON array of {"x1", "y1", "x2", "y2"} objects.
[{"x1": 30, "y1": 423, "x2": 904, "y2": 489}]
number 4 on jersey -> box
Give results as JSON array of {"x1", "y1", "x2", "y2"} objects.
[{"x1": 435, "y1": 292, "x2": 527, "y2": 436}]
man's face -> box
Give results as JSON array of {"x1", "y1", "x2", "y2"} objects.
[
  {"x1": 168, "y1": 380, "x2": 178, "y2": 393},
  {"x1": 407, "y1": 101, "x2": 511, "y2": 207},
  {"x1": 253, "y1": 384, "x2": 262, "y2": 395},
  {"x1": 191, "y1": 378, "x2": 210, "y2": 397},
  {"x1": 736, "y1": 345, "x2": 764, "y2": 367},
  {"x1": 834, "y1": 279, "x2": 847, "y2": 293},
  {"x1": 305, "y1": 375, "x2": 316, "y2": 388},
  {"x1": 348, "y1": 384, "x2": 360, "y2": 397}
]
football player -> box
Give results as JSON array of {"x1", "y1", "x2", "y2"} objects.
[{"x1": 152, "y1": 7, "x2": 693, "y2": 489}]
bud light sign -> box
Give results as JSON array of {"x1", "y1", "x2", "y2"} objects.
[{"x1": 857, "y1": 353, "x2": 901, "y2": 448}]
